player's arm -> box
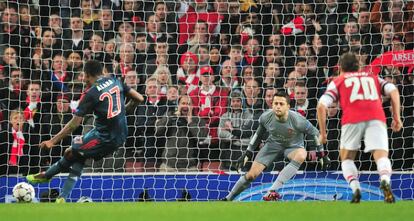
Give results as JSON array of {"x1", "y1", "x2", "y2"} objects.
[
  {"x1": 39, "y1": 116, "x2": 83, "y2": 149},
  {"x1": 317, "y1": 82, "x2": 337, "y2": 144},
  {"x1": 236, "y1": 117, "x2": 265, "y2": 171},
  {"x1": 125, "y1": 88, "x2": 145, "y2": 113},
  {"x1": 379, "y1": 77, "x2": 402, "y2": 132},
  {"x1": 127, "y1": 88, "x2": 144, "y2": 102}
]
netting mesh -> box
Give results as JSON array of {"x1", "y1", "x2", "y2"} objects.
[{"x1": 0, "y1": 0, "x2": 413, "y2": 202}]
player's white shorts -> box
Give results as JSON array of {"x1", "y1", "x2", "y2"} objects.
[{"x1": 340, "y1": 120, "x2": 388, "y2": 152}]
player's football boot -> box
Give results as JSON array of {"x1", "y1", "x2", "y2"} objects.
[
  {"x1": 26, "y1": 172, "x2": 51, "y2": 184},
  {"x1": 55, "y1": 197, "x2": 66, "y2": 203},
  {"x1": 350, "y1": 189, "x2": 361, "y2": 203},
  {"x1": 380, "y1": 180, "x2": 395, "y2": 203},
  {"x1": 220, "y1": 197, "x2": 229, "y2": 201},
  {"x1": 263, "y1": 191, "x2": 281, "y2": 201}
]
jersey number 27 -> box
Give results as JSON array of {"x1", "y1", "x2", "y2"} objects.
[
  {"x1": 345, "y1": 77, "x2": 379, "y2": 103},
  {"x1": 99, "y1": 86, "x2": 121, "y2": 118}
]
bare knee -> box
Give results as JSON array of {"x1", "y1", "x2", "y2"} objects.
[
  {"x1": 372, "y1": 150, "x2": 389, "y2": 161},
  {"x1": 291, "y1": 149, "x2": 307, "y2": 163},
  {"x1": 245, "y1": 162, "x2": 266, "y2": 181},
  {"x1": 64, "y1": 148, "x2": 74, "y2": 160},
  {"x1": 245, "y1": 170, "x2": 260, "y2": 181},
  {"x1": 340, "y1": 149, "x2": 358, "y2": 161}
]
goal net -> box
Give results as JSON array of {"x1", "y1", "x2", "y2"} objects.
[{"x1": 0, "y1": 0, "x2": 413, "y2": 202}]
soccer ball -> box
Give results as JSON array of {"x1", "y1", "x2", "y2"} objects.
[{"x1": 13, "y1": 182, "x2": 35, "y2": 203}]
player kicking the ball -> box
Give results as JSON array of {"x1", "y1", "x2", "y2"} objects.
[
  {"x1": 317, "y1": 53, "x2": 402, "y2": 203},
  {"x1": 222, "y1": 91, "x2": 330, "y2": 201},
  {"x1": 27, "y1": 60, "x2": 144, "y2": 202}
]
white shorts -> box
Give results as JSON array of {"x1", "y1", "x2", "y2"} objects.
[{"x1": 340, "y1": 120, "x2": 388, "y2": 153}]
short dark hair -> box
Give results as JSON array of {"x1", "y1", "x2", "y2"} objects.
[
  {"x1": 273, "y1": 90, "x2": 290, "y2": 105},
  {"x1": 339, "y1": 53, "x2": 359, "y2": 72},
  {"x1": 84, "y1": 60, "x2": 103, "y2": 77}
]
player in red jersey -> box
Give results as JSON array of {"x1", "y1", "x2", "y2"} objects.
[{"x1": 317, "y1": 53, "x2": 402, "y2": 203}]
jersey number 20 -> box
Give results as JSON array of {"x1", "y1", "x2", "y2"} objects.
[
  {"x1": 345, "y1": 77, "x2": 379, "y2": 103},
  {"x1": 99, "y1": 86, "x2": 121, "y2": 118}
]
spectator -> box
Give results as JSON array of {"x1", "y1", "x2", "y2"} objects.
[
  {"x1": 291, "y1": 83, "x2": 317, "y2": 124},
  {"x1": 284, "y1": 70, "x2": 304, "y2": 97},
  {"x1": 371, "y1": 23, "x2": 394, "y2": 60},
  {"x1": 0, "y1": 68, "x2": 26, "y2": 110},
  {"x1": 93, "y1": 5, "x2": 116, "y2": 41},
  {"x1": 189, "y1": 66, "x2": 228, "y2": 160},
  {"x1": 263, "y1": 63, "x2": 283, "y2": 89},
  {"x1": 218, "y1": 59, "x2": 240, "y2": 93},
  {"x1": 63, "y1": 15, "x2": 90, "y2": 57},
  {"x1": 241, "y1": 78, "x2": 264, "y2": 134},
  {"x1": 1, "y1": 47, "x2": 18, "y2": 76},
  {"x1": 84, "y1": 34, "x2": 106, "y2": 62},
  {"x1": 242, "y1": 37, "x2": 263, "y2": 67},
  {"x1": 133, "y1": 78, "x2": 167, "y2": 166},
  {"x1": 166, "y1": 86, "x2": 179, "y2": 114},
  {"x1": 48, "y1": 14, "x2": 63, "y2": 39},
  {"x1": 218, "y1": 91, "x2": 253, "y2": 170},
  {"x1": 177, "y1": 51, "x2": 199, "y2": 94},
  {"x1": 0, "y1": 109, "x2": 28, "y2": 175},
  {"x1": 264, "y1": 87, "x2": 278, "y2": 109},
  {"x1": 42, "y1": 54, "x2": 72, "y2": 97},
  {"x1": 81, "y1": 0, "x2": 98, "y2": 32},
  {"x1": 113, "y1": 43, "x2": 136, "y2": 79},
  {"x1": 156, "y1": 95, "x2": 207, "y2": 172},
  {"x1": 22, "y1": 82, "x2": 49, "y2": 174},
  {"x1": 39, "y1": 28, "x2": 62, "y2": 62},
  {"x1": 151, "y1": 65, "x2": 173, "y2": 97},
  {"x1": 0, "y1": 4, "x2": 33, "y2": 66}
]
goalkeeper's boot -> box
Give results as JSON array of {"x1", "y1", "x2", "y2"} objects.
[
  {"x1": 380, "y1": 180, "x2": 395, "y2": 203},
  {"x1": 26, "y1": 172, "x2": 51, "y2": 184},
  {"x1": 55, "y1": 197, "x2": 66, "y2": 204},
  {"x1": 350, "y1": 189, "x2": 361, "y2": 203},
  {"x1": 263, "y1": 191, "x2": 281, "y2": 201}
]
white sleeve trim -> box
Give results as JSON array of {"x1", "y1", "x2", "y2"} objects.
[
  {"x1": 378, "y1": 77, "x2": 397, "y2": 96},
  {"x1": 383, "y1": 82, "x2": 397, "y2": 96},
  {"x1": 319, "y1": 94, "x2": 334, "y2": 108}
]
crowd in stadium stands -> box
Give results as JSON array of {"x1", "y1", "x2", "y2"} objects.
[{"x1": 0, "y1": 0, "x2": 413, "y2": 175}]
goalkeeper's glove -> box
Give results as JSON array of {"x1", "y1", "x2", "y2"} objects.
[
  {"x1": 316, "y1": 151, "x2": 331, "y2": 171},
  {"x1": 236, "y1": 150, "x2": 253, "y2": 173}
]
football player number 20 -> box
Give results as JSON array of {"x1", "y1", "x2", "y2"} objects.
[
  {"x1": 99, "y1": 86, "x2": 121, "y2": 118},
  {"x1": 345, "y1": 77, "x2": 379, "y2": 103}
]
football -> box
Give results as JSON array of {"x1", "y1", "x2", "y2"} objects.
[{"x1": 12, "y1": 182, "x2": 35, "y2": 203}]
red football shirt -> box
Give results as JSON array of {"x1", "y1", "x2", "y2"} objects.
[{"x1": 323, "y1": 71, "x2": 387, "y2": 125}]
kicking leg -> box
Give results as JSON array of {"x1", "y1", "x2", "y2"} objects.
[
  {"x1": 224, "y1": 161, "x2": 266, "y2": 201},
  {"x1": 27, "y1": 148, "x2": 75, "y2": 184}
]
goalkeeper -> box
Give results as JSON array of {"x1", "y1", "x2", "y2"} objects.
[{"x1": 222, "y1": 91, "x2": 330, "y2": 201}]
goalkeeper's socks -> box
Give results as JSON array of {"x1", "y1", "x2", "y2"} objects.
[
  {"x1": 342, "y1": 160, "x2": 361, "y2": 193},
  {"x1": 226, "y1": 175, "x2": 252, "y2": 201},
  {"x1": 60, "y1": 162, "x2": 84, "y2": 199},
  {"x1": 269, "y1": 160, "x2": 301, "y2": 192},
  {"x1": 376, "y1": 157, "x2": 392, "y2": 184},
  {"x1": 45, "y1": 157, "x2": 72, "y2": 179}
]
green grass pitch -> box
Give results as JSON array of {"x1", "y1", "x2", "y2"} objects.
[{"x1": 1, "y1": 201, "x2": 414, "y2": 221}]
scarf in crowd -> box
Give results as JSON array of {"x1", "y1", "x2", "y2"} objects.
[
  {"x1": 198, "y1": 85, "x2": 216, "y2": 116},
  {"x1": 295, "y1": 99, "x2": 309, "y2": 117},
  {"x1": 9, "y1": 128, "x2": 25, "y2": 166},
  {"x1": 24, "y1": 97, "x2": 40, "y2": 128}
]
